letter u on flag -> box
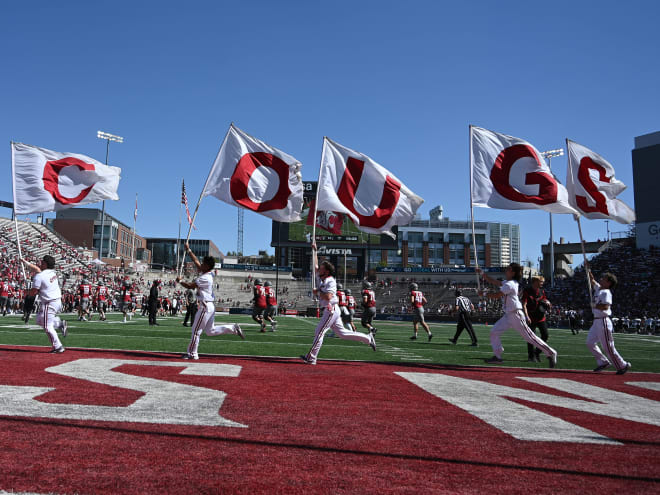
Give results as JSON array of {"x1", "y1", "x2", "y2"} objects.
[
  {"x1": 201, "y1": 124, "x2": 304, "y2": 222},
  {"x1": 11, "y1": 142, "x2": 121, "y2": 215},
  {"x1": 565, "y1": 139, "x2": 635, "y2": 224},
  {"x1": 470, "y1": 126, "x2": 577, "y2": 214},
  {"x1": 317, "y1": 138, "x2": 424, "y2": 238}
]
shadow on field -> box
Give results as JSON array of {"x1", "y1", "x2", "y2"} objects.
[{"x1": 1, "y1": 415, "x2": 658, "y2": 484}]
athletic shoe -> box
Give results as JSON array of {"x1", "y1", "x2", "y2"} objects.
[
  {"x1": 616, "y1": 362, "x2": 631, "y2": 375},
  {"x1": 234, "y1": 323, "x2": 245, "y2": 340},
  {"x1": 470, "y1": 342, "x2": 478, "y2": 347},
  {"x1": 49, "y1": 347, "x2": 65, "y2": 354},
  {"x1": 428, "y1": 333, "x2": 433, "y2": 342},
  {"x1": 410, "y1": 335, "x2": 417, "y2": 340},
  {"x1": 485, "y1": 356, "x2": 503, "y2": 364},
  {"x1": 369, "y1": 333, "x2": 377, "y2": 352},
  {"x1": 61, "y1": 320, "x2": 68, "y2": 338},
  {"x1": 534, "y1": 355, "x2": 541, "y2": 363},
  {"x1": 182, "y1": 323, "x2": 188, "y2": 327},
  {"x1": 182, "y1": 353, "x2": 199, "y2": 360},
  {"x1": 548, "y1": 354, "x2": 557, "y2": 369},
  {"x1": 300, "y1": 355, "x2": 316, "y2": 365},
  {"x1": 271, "y1": 322, "x2": 277, "y2": 332},
  {"x1": 260, "y1": 324, "x2": 266, "y2": 333},
  {"x1": 371, "y1": 327, "x2": 378, "y2": 334},
  {"x1": 448, "y1": 338, "x2": 457, "y2": 345},
  {"x1": 593, "y1": 363, "x2": 611, "y2": 372}
]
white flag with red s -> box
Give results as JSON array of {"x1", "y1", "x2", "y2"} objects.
[
  {"x1": 11, "y1": 142, "x2": 121, "y2": 215},
  {"x1": 201, "y1": 124, "x2": 304, "y2": 222},
  {"x1": 316, "y1": 138, "x2": 423, "y2": 238},
  {"x1": 470, "y1": 126, "x2": 577, "y2": 214},
  {"x1": 565, "y1": 140, "x2": 635, "y2": 224}
]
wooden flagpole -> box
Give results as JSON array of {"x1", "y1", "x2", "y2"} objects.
[
  {"x1": 310, "y1": 137, "x2": 327, "y2": 292},
  {"x1": 10, "y1": 141, "x2": 28, "y2": 284}
]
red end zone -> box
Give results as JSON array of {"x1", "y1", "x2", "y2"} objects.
[{"x1": 0, "y1": 346, "x2": 659, "y2": 494}]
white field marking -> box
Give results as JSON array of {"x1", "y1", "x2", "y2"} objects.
[
  {"x1": 0, "y1": 359, "x2": 246, "y2": 427},
  {"x1": 379, "y1": 344, "x2": 431, "y2": 362},
  {"x1": 626, "y1": 381, "x2": 660, "y2": 391},
  {"x1": 398, "y1": 372, "x2": 660, "y2": 444}
]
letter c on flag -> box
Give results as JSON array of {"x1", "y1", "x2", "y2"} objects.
[
  {"x1": 230, "y1": 152, "x2": 291, "y2": 212},
  {"x1": 490, "y1": 144, "x2": 558, "y2": 205},
  {"x1": 336, "y1": 157, "x2": 401, "y2": 229},
  {"x1": 43, "y1": 157, "x2": 96, "y2": 205}
]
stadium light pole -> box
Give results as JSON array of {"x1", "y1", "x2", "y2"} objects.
[
  {"x1": 96, "y1": 131, "x2": 123, "y2": 260},
  {"x1": 541, "y1": 148, "x2": 564, "y2": 287}
]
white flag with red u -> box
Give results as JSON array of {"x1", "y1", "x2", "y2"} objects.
[
  {"x1": 565, "y1": 140, "x2": 635, "y2": 224},
  {"x1": 317, "y1": 138, "x2": 424, "y2": 237},
  {"x1": 11, "y1": 142, "x2": 121, "y2": 215},
  {"x1": 202, "y1": 124, "x2": 304, "y2": 222},
  {"x1": 470, "y1": 126, "x2": 577, "y2": 214}
]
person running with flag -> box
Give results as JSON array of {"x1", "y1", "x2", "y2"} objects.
[{"x1": 301, "y1": 243, "x2": 376, "y2": 365}]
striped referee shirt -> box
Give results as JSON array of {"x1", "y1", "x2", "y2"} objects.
[{"x1": 456, "y1": 296, "x2": 472, "y2": 313}]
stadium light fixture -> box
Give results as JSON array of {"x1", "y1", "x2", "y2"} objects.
[
  {"x1": 540, "y1": 147, "x2": 564, "y2": 288},
  {"x1": 96, "y1": 130, "x2": 124, "y2": 261}
]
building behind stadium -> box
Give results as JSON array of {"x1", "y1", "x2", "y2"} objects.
[
  {"x1": 271, "y1": 182, "x2": 519, "y2": 280},
  {"x1": 632, "y1": 131, "x2": 660, "y2": 249}
]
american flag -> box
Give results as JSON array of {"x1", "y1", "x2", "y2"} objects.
[
  {"x1": 134, "y1": 194, "x2": 138, "y2": 221},
  {"x1": 181, "y1": 180, "x2": 196, "y2": 230}
]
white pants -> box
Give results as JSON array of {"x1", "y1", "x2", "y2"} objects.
[
  {"x1": 305, "y1": 305, "x2": 371, "y2": 363},
  {"x1": 586, "y1": 317, "x2": 627, "y2": 370},
  {"x1": 36, "y1": 299, "x2": 63, "y2": 350},
  {"x1": 490, "y1": 310, "x2": 556, "y2": 359},
  {"x1": 187, "y1": 301, "x2": 239, "y2": 357}
]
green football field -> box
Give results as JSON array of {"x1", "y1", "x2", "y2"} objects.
[{"x1": 0, "y1": 312, "x2": 658, "y2": 373}]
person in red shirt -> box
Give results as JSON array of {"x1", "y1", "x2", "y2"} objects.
[
  {"x1": 96, "y1": 281, "x2": 108, "y2": 321},
  {"x1": 409, "y1": 283, "x2": 432, "y2": 341},
  {"x1": 252, "y1": 278, "x2": 267, "y2": 332},
  {"x1": 0, "y1": 279, "x2": 9, "y2": 316},
  {"x1": 522, "y1": 276, "x2": 552, "y2": 363},
  {"x1": 345, "y1": 288, "x2": 357, "y2": 331},
  {"x1": 78, "y1": 279, "x2": 92, "y2": 321},
  {"x1": 120, "y1": 279, "x2": 132, "y2": 323},
  {"x1": 264, "y1": 280, "x2": 277, "y2": 331},
  {"x1": 361, "y1": 281, "x2": 377, "y2": 334}
]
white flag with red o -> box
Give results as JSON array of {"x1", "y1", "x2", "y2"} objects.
[
  {"x1": 470, "y1": 126, "x2": 577, "y2": 214},
  {"x1": 202, "y1": 125, "x2": 303, "y2": 222},
  {"x1": 11, "y1": 142, "x2": 121, "y2": 215},
  {"x1": 566, "y1": 139, "x2": 635, "y2": 224},
  {"x1": 317, "y1": 138, "x2": 424, "y2": 238}
]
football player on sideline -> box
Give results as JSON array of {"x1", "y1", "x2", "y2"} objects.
[
  {"x1": 301, "y1": 243, "x2": 376, "y2": 365},
  {"x1": 360, "y1": 281, "x2": 378, "y2": 334},
  {"x1": 21, "y1": 255, "x2": 68, "y2": 353},
  {"x1": 478, "y1": 264, "x2": 557, "y2": 368},
  {"x1": 177, "y1": 242, "x2": 244, "y2": 360},
  {"x1": 264, "y1": 281, "x2": 278, "y2": 332},
  {"x1": 252, "y1": 278, "x2": 267, "y2": 332},
  {"x1": 409, "y1": 283, "x2": 432, "y2": 341}
]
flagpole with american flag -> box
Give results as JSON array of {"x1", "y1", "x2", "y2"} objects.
[
  {"x1": 176, "y1": 180, "x2": 183, "y2": 272},
  {"x1": 179, "y1": 179, "x2": 197, "y2": 276},
  {"x1": 131, "y1": 193, "x2": 137, "y2": 268}
]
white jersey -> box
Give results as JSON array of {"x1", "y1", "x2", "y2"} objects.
[
  {"x1": 195, "y1": 272, "x2": 215, "y2": 302},
  {"x1": 33, "y1": 269, "x2": 61, "y2": 302},
  {"x1": 316, "y1": 274, "x2": 338, "y2": 306},
  {"x1": 591, "y1": 281, "x2": 612, "y2": 318},
  {"x1": 500, "y1": 280, "x2": 522, "y2": 313}
]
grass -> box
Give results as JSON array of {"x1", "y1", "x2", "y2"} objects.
[{"x1": 0, "y1": 312, "x2": 658, "y2": 373}]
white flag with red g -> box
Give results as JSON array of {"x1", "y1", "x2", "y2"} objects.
[
  {"x1": 470, "y1": 126, "x2": 577, "y2": 214},
  {"x1": 201, "y1": 124, "x2": 304, "y2": 222},
  {"x1": 11, "y1": 142, "x2": 121, "y2": 215},
  {"x1": 565, "y1": 139, "x2": 635, "y2": 224},
  {"x1": 316, "y1": 138, "x2": 424, "y2": 238}
]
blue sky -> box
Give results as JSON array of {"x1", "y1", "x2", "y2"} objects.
[{"x1": 2, "y1": 1, "x2": 658, "y2": 266}]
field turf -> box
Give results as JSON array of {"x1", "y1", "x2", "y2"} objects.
[{"x1": 1, "y1": 311, "x2": 658, "y2": 373}]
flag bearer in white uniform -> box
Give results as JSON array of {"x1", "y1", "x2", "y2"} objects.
[
  {"x1": 177, "y1": 243, "x2": 245, "y2": 360},
  {"x1": 21, "y1": 255, "x2": 68, "y2": 353},
  {"x1": 301, "y1": 243, "x2": 376, "y2": 365},
  {"x1": 587, "y1": 270, "x2": 630, "y2": 374},
  {"x1": 477, "y1": 263, "x2": 557, "y2": 368}
]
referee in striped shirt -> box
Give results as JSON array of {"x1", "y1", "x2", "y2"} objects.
[{"x1": 449, "y1": 290, "x2": 478, "y2": 346}]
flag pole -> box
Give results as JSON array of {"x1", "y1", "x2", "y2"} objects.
[
  {"x1": 176, "y1": 180, "x2": 183, "y2": 273},
  {"x1": 468, "y1": 125, "x2": 481, "y2": 292},
  {"x1": 310, "y1": 137, "x2": 326, "y2": 292},
  {"x1": 131, "y1": 193, "x2": 137, "y2": 268},
  {"x1": 179, "y1": 125, "x2": 233, "y2": 277},
  {"x1": 575, "y1": 214, "x2": 594, "y2": 309},
  {"x1": 10, "y1": 142, "x2": 28, "y2": 284}
]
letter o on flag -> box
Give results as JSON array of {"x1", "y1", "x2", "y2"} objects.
[
  {"x1": 230, "y1": 152, "x2": 291, "y2": 212},
  {"x1": 43, "y1": 157, "x2": 96, "y2": 205},
  {"x1": 490, "y1": 144, "x2": 558, "y2": 205}
]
